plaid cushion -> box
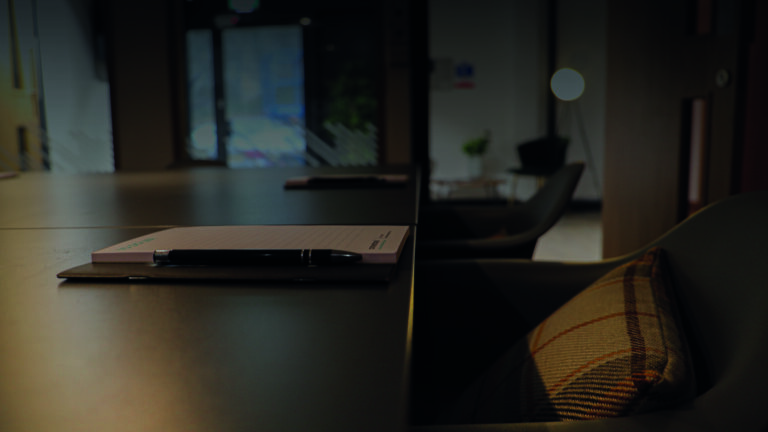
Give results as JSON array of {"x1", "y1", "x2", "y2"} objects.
[{"x1": 453, "y1": 247, "x2": 695, "y2": 423}]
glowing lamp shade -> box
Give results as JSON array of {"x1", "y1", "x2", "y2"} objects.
[{"x1": 550, "y1": 68, "x2": 585, "y2": 101}]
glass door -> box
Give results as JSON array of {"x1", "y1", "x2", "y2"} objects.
[
  {"x1": 187, "y1": 25, "x2": 304, "y2": 167},
  {"x1": 184, "y1": 5, "x2": 382, "y2": 168}
]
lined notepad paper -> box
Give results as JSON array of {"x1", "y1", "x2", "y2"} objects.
[{"x1": 92, "y1": 225, "x2": 410, "y2": 264}]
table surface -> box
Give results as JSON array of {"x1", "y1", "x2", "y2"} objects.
[
  {"x1": 0, "y1": 165, "x2": 419, "y2": 228},
  {"x1": 0, "y1": 166, "x2": 419, "y2": 432}
]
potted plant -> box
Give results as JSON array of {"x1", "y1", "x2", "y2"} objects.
[{"x1": 461, "y1": 131, "x2": 490, "y2": 178}]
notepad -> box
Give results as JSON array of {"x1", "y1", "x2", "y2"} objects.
[
  {"x1": 91, "y1": 225, "x2": 411, "y2": 264},
  {"x1": 284, "y1": 174, "x2": 408, "y2": 189}
]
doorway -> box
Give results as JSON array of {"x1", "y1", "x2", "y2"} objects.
[
  {"x1": 187, "y1": 25, "x2": 305, "y2": 167},
  {"x1": 183, "y1": 3, "x2": 384, "y2": 168}
]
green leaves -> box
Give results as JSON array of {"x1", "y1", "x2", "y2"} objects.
[{"x1": 462, "y1": 136, "x2": 489, "y2": 156}]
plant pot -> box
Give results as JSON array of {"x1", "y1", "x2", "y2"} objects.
[{"x1": 467, "y1": 156, "x2": 483, "y2": 179}]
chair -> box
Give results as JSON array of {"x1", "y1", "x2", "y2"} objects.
[
  {"x1": 417, "y1": 162, "x2": 584, "y2": 260},
  {"x1": 507, "y1": 136, "x2": 569, "y2": 200},
  {"x1": 411, "y1": 191, "x2": 768, "y2": 431}
]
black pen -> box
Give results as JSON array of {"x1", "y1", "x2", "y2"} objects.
[{"x1": 153, "y1": 249, "x2": 363, "y2": 266}]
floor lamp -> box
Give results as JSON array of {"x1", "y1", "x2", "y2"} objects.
[{"x1": 550, "y1": 68, "x2": 601, "y2": 198}]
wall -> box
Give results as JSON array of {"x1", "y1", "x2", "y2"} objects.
[
  {"x1": 37, "y1": 0, "x2": 114, "y2": 172},
  {"x1": 0, "y1": 0, "x2": 46, "y2": 171},
  {"x1": 429, "y1": 0, "x2": 547, "y2": 199},
  {"x1": 108, "y1": 0, "x2": 176, "y2": 171},
  {"x1": 740, "y1": 0, "x2": 768, "y2": 192},
  {"x1": 428, "y1": 0, "x2": 606, "y2": 201},
  {"x1": 0, "y1": 0, "x2": 113, "y2": 173},
  {"x1": 555, "y1": 0, "x2": 605, "y2": 201},
  {"x1": 602, "y1": 1, "x2": 755, "y2": 257}
]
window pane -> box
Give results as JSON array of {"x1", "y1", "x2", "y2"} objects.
[
  {"x1": 183, "y1": 16, "x2": 382, "y2": 168},
  {"x1": 186, "y1": 29, "x2": 217, "y2": 160},
  {"x1": 222, "y1": 26, "x2": 306, "y2": 168}
]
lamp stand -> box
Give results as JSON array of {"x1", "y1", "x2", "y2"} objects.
[{"x1": 559, "y1": 100, "x2": 601, "y2": 198}]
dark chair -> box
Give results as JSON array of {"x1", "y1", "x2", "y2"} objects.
[
  {"x1": 411, "y1": 191, "x2": 768, "y2": 431},
  {"x1": 507, "y1": 136, "x2": 569, "y2": 200},
  {"x1": 417, "y1": 162, "x2": 584, "y2": 260}
]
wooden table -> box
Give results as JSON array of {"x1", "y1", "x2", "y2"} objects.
[
  {"x1": 0, "y1": 166, "x2": 419, "y2": 228},
  {"x1": 0, "y1": 166, "x2": 418, "y2": 432}
]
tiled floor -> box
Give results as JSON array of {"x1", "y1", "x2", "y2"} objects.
[{"x1": 532, "y1": 209, "x2": 603, "y2": 262}]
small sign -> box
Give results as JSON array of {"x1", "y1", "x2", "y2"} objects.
[{"x1": 454, "y1": 61, "x2": 475, "y2": 89}]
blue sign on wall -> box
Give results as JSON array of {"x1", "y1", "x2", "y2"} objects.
[{"x1": 454, "y1": 61, "x2": 475, "y2": 89}]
